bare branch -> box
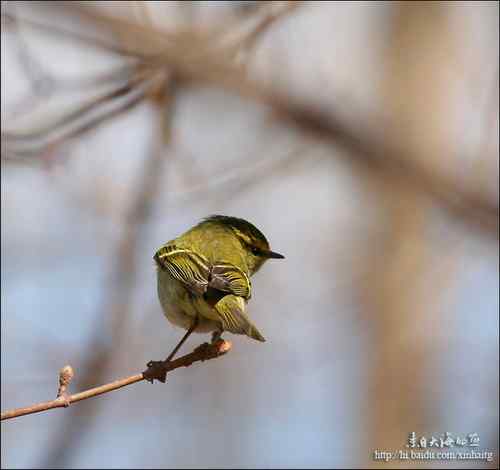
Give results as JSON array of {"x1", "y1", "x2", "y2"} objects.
[
  {"x1": 235, "y1": 1, "x2": 303, "y2": 55},
  {"x1": 1, "y1": 72, "x2": 163, "y2": 162},
  {"x1": 1, "y1": 10, "x2": 143, "y2": 57},
  {"x1": 50, "y1": 6, "x2": 498, "y2": 237},
  {"x1": 219, "y1": 1, "x2": 303, "y2": 61},
  {"x1": 3, "y1": 72, "x2": 149, "y2": 143},
  {"x1": 1, "y1": 340, "x2": 231, "y2": 422},
  {"x1": 40, "y1": 77, "x2": 177, "y2": 469}
]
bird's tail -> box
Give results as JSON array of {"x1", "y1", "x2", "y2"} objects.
[{"x1": 215, "y1": 295, "x2": 266, "y2": 342}]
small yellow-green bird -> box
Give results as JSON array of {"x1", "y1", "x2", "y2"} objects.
[{"x1": 153, "y1": 215, "x2": 284, "y2": 366}]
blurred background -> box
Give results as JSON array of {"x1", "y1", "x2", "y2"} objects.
[{"x1": 1, "y1": 1, "x2": 498, "y2": 468}]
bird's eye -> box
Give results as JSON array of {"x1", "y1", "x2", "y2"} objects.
[{"x1": 251, "y1": 246, "x2": 260, "y2": 255}]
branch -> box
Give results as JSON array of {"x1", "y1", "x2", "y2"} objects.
[
  {"x1": 220, "y1": 1, "x2": 303, "y2": 60},
  {"x1": 53, "y1": 5, "x2": 499, "y2": 238},
  {"x1": 40, "y1": 75, "x2": 177, "y2": 470},
  {"x1": 1, "y1": 340, "x2": 231, "y2": 422},
  {"x1": 1, "y1": 71, "x2": 162, "y2": 163},
  {"x1": 1, "y1": 10, "x2": 143, "y2": 57},
  {"x1": 3, "y1": 72, "x2": 149, "y2": 143},
  {"x1": 9, "y1": 3, "x2": 495, "y2": 238}
]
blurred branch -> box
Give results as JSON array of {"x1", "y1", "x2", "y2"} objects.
[
  {"x1": 2, "y1": 88, "x2": 147, "y2": 162},
  {"x1": 3, "y1": 5, "x2": 55, "y2": 104},
  {"x1": 2, "y1": 69, "x2": 164, "y2": 161},
  {"x1": 40, "y1": 76, "x2": 176, "y2": 469},
  {"x1": 1, "y1": 9, "x2": 144, "y2": 57},
  {"x1": 0, "y1": 340, "x2": 231, "y2": 422},
  {"x1": 220, "y1": 1, "x2": 303, "y2": 61},
  {"x1": 237, "y1": 1, "x2": 301, "y2": 52},
  {"x1": 3, "y1": 73, "x2": 148, "y2": 142},
  {"x1": 133, "y1": 0, "x2": 154, "y2": 27},
  {"x1": 367, "y1": 4, "x2": 464, "y2": 465},
  {"x1": 5, "y1": 3, "x2": 495, "y2": 237},
  {"x1": 173, "y1": 144, "x2": 308, "y2": 207},
  {"x1": 45, "y1": 4, "x2": 500, "y2": 237}
]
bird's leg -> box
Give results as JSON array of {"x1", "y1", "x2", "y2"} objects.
[
  {"x1": 164, "y1": 316, "x2": 199, "y2": 363},
  {"x1": 145, "y1": 316, "x2": 199, "y2": 383},
  {"x1": 211, "y1": 330, "x2": 223, "y2": 344}
]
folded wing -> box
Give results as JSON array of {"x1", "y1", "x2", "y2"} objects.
[
  {"x1": 154, "y1": 245, "x2": 210, "y2": 296},
  {"x1": 209, "y1": 263, "x2": 252, "y2": 299}
]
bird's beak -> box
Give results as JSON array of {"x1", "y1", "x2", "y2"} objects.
[{"x1": 266, "y1": 250, "x2": 285, "y2": 259}]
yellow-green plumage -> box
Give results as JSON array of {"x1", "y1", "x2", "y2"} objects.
[{"x1": 154, "y1": 215, "x2": 284, "y2": 343}]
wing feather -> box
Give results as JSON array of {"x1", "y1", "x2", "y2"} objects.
[
  {"x1": 209, "y1": 263, "x2": 252, "y2": 299},
  {"x1": 154, "y1": 245, "x2": 209, "y2": 296}
]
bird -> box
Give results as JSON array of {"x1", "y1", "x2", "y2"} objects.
[{"x1": 150, "y1": 215, "x2": 284, "y2": 377}]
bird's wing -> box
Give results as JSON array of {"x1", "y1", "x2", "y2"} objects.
[
  {"x1": 154, "y1": 244, "x2": 210, "y2": 296},
  {"x1": 209, "y1": 263, "x2": 252, "y2": 300},
  {"x1": 214, "y1": 295, "x2": 265, "y2": 342}
]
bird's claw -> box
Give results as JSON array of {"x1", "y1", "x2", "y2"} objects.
[
  {"x1": 144, "y1": 360, "x2": 167, "y2": 383},
  {"x1": 57, "y1": 391, "x2": 71, "y2": 407}
]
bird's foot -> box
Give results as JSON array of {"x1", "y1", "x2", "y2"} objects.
[
  {"x1": 194, "y1": 339, "x2": 232, "y2": 357},
  {"x1": 143, "y1": 360, "x2": 167, "y2": 384},
  {"x1": 215, "y1": 339, "x2": 232, "y2": 353},
  {"x1": 210, "y1": 339, "x2": 232, "y2": 354}
]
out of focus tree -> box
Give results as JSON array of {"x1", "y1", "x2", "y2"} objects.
[{"x1": 1, "y1": 2, "x2": 498, "y2": 468}]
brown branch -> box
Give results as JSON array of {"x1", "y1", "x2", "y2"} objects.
[
  {"x1": 4, "y1": 5, "x2": 55, "y2": 96},
  {"x1": 49, "y1": 5, "x2": 498, "y2": 238},
  {"x1": 3, "y1": 72, "x2": 150, "y2": 143},
  {"x1": 1, "y1": 71, "x2": 164, "y2": 163},
  {"x1": 16, "y1": 2, "x2": 496, "y2": 241},
  {"x1": 219, "y1": 1, "x2": 303, "y2": 61},
  {"x1": 1, "y1": 340, "x2": 231, "y2": 422},
  {"x1": 2, "y1": 88, "x2": 147, "y2": 162},
  {"x1": 234, "y1": 1, "x2": 303, "y2": 55},
  {"x1": 0, "y1": 10, "x2": 143, "y2": 57},
  {"x1": 40, "y1": 78, "x2": 177, "y2": 468}
]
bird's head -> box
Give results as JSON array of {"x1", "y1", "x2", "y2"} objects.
[{"x1": 203, "y1": 215, "x2": 285, "y2": 273}]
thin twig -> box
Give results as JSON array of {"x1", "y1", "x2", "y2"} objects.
[
  {"x1": 40, "y1": 77, "x2": 176, "y2": 469},
  {"x1": 1, "y1": 73, "x2": 162, "y2": 162},
  {"x1": 1, "y1": 10, "x2": 143, "y2": 57},
  {"x1": 1, "y1": 340, "x2": 231, "y2": 422},
  {"x1": 4, "y1": 5, "x2": 55, "y2": 96},
  {"x1": 217, "y1": 1, "x2": 303, "y2": 62},
  {"x1": 3, "y1": 72, "x2": 150, "y2": 143},
  {"x1": 11, "y1": 1, "x2": 496, "y2": 238},
  {"x1": 2, "y1": 89, "x2": 147, "y2": 162},
  {"x1": 55, "y1": 5, "x2": 498, "y2": 237},
  {"x1": 229, "y1": 1, "x2": 303, "y2": 60}
]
